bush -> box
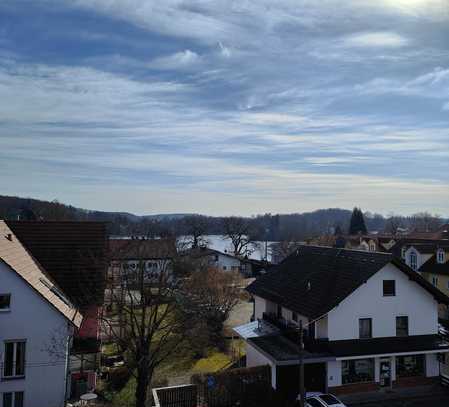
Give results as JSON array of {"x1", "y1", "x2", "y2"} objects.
[{"x1": 109, "y1": 366, "x2": 131, "y2": 391}]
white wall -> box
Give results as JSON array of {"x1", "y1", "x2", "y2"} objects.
[
  {"x1": 327, "y1": 263, "x2": 438, "y2": 341},
  {"x1": 426, "y1": 353, "x2": 440, "y2": 377},
  {"x1": 254, "y1": 296, "x2": 267, "y2": 320},
  {"x1": 245, "y1": 342, "x2": 276, "y2": 388},
  {"x1": 0, "y1": 262, "x2": 71, "y2": 407},
  {"x1": 216, "y1": 254, "x2": 242, "y2": 271},
  {"x1": 327, "y1": 361, "x2": 342, "y2": 387},
  {"x1": 316, "y1": 316, "x2": 328, "y2": 339}
]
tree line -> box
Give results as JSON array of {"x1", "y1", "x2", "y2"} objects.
[{"x1": 1, "y1": 195, "x2": 446, "y2": 241}]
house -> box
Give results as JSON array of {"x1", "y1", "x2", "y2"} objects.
[
  {"x1": 6, "y1": 220, "x2": 108, "y2": 399},
  {"x1": 183, "y1": 247, "x2": 250, "y2": 274},
  {"x1": 234, "y1": 245, "x2": 449, "y2": 401},
  {"x1": 0, "y1": 220, "x2": 83, "y2": 407},
  {"x1": 108, "y1": 238, "x2": 177, "y2": 285}
]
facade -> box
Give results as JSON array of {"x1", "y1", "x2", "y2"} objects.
[
  {"x1": 234, "y1": 246, "x2": 449, "y2": 401},
  {"x1": 0, "y1": 221, "x2": 82, "y2": 407},
  {"x1": 184, "y1": 247, "x2": 260, "y2": 276},
  {"x1": 6, "y1": 220, "x2": 108, "y2": 399}
]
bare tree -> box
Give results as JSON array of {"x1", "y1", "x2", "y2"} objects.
[
  {"x1": 181, "y1": 267, "x2": 242, "y2": 349},
  {"x1": 270, "y1": 239, "x2": 302, "y2": 264},
  {"x1": 183, "y1": 215, "x2": 209, "y2": 249},
  {"x1": 104, "y1": 243, "x2": 193, "y2": 407},
  {"x1": 410, "y1": 212, "x2": 442, "y2": 233},
  {"x1": 384, "y1": 214, "x2": 404, "y2": 236},
  {"x1": 222, "y1": 217, "x2": 255, "y2": 256}
]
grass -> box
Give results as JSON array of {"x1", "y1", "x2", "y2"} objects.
[{"x1": 109, "y1": 346, "x2": 233, "y2": 407}]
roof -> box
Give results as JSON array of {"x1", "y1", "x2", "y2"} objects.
[
  {"x1": 184, "y1": 246, "x2": 238, "y2": 261},
  {"x1": 247, "y1": 245, "x2": 449, "y2": 319},
  {"x1": 329, "y1": 334, "x2": 449, "y2": 358},
  {"x1": 109, "y1": 238, "x2": 177, "y2": 260},
  {"x1": 247, "y1": 333, "x2": 449, "y2": 363},
  {"x1": 0, "y1": 220, "x2": 82, "y2": 327},
  {"x1": 7, "y1": 220, "x2": 108, "y2": 307},
  {"x1": 420, "y1": 255, "x2": 449, "y2": 276}
]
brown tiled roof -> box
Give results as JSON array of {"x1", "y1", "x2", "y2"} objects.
[
  {"x1": 7, "y1": 220, "x2": 108, "y2": 307},
  {"x1": 0, "y1": 220, "x2": 82, "y2": 327},
  {"x1": 109, "y1": 238, "x2": 177, "y2": 260}
]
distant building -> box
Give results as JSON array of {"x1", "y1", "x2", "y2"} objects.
[{"x1": 183, "y1": 246, "x2": 267, "y2": 277}]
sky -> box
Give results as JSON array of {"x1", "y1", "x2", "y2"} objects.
[{"x1": 1, "y1": 0, "x2": 449, "y2": 216}]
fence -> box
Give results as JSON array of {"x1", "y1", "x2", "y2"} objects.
[{"x1": 152, "y1": 365, "x2": 277, "y2": 407}]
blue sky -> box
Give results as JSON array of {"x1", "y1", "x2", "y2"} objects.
[{"x1": 1, "y1": 0, "x2": 449, "y2": 216}]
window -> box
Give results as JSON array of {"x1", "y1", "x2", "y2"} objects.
[
  {"x1": 396, "y1": 316, "x2": 409, "y2": 337},
  {"x1": 437, "y1": 250, "x2": 445, "y2": 264},
  {"x1": 306, "y1": 398, "x2": 324, "y2": 407},
  {"x1": 432, "y1": 276, "x2": 439, "y2": 287},
  {"x1": 277, "y1": 304, "x2": 282, "y2": 319},
  {"x1": 3, "y1": 392, "x2": 24, "y2": 407},
  {"x1": 318, "y1": 394, "x2": 341, "y2": 406},
  {"x1": 410, "y1": 252, "x2": 417, "y2": 270},
  {"x1": 3, "y1": 341, "x2": 25, "y2": 378},
  {"x1": 401, "y1": 247, "x2": 407, "y2": 259},
  {"x1": 369, "y1": 243, "x2": 376, "y2": 252},
  {"x1": 342, "y1": 358, "x2": 375, "y2": 384},
  {"x1": 222, "y1": 266, "x2": 227, "y2": 271},
  {"x1": 359, "y1": 318, "x2": 372, "y2": 339},
  {"x1": 292, "y1": 312, "x2": 298, "y2": 322},
  {"x1": 383, "y1": 280, "x2": 396, "y2": 296},
  {"x1": 0, "y1": 294, "x2": 11, "y2": 311},
  {"x1": 396, "y1": 355, "x2": 425, "y2": 378}
]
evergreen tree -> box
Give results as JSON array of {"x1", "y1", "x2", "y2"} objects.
[{"x1": 349, "y1": 207, "x2": 367, "y2": 235}]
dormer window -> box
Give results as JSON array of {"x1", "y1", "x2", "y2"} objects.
[
  {"x1": 410, "y1": 252, "x2": 417, "y2": 271},
  {"x1": 437, "y1": 249, "x2": 445, "y2": 264}
]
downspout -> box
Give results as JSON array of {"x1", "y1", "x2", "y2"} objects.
[{"x1": 64, "y1": 323, "x2": 74, "y2": 406}]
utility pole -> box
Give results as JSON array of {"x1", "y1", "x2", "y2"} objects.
[{"x1": 299, "y1": 320, "x2": 305, "y2": 407}]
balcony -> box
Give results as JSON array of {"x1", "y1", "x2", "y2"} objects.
[{"x1": 261, "y1": 312, "x2": 330, "y2": 354}]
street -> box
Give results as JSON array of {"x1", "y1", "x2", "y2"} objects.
[{"x1": 348, "y1": 394, "x2": 449, "y2": 407}]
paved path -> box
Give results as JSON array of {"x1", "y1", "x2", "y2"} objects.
[{"x1": 342, "y1": 384, "x2": 449, "y2": 407}]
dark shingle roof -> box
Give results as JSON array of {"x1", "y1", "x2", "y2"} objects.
[
  {"x1": 247, "y1": 245, "x2": 449, "y2": 319},
  {"x1": 420, "y1": 255, "x2": 449, "y2": 276},
  {"x1": 109, "y1": 238, "x2": 177, "y2": 260},
  {"x1": 248, "y1": 334, "x2": 449, "y2": 362},
  {"x1": 7, "y1": 221, "x2": 108, "y2": 307}
]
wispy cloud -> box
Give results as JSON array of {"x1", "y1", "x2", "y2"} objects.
[
  {"x1": 341, "y1": 32, "x2": 409, "y2": 48},
  {"x1": 1, "y1": 0, "x2": 449, "y2": 215}
]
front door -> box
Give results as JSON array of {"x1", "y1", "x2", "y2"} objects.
[{"x1": 380, "y1": 359, "x2": 392, "y2": 388}]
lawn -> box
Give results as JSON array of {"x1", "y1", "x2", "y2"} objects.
[{"x1": 110, "y1": 346, "x2": 233, "y2": 407}]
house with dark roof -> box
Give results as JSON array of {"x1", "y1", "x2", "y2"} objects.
[
  {"x1": 234, "y1": 245, "x2": 449, "y2": 400},
  {"x1": 183, "y1": 246, "x2": 264, "y2": 277},
  {"x1": 6, "y1": 220, "x2": 108, "y2": 399},
  {"x1": 0, "y1": 220, "x2": 83, "y2": 407},
  {"x1": 108, "y1": 237, "x2": 177, "y2": 290}
]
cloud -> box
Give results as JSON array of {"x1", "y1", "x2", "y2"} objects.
[
  {"x1": 148, "y1": 49, "x2": 202, "y2": 70},
  {"x1": 341, "y1": 31, "x2": 409, "y2": 48}
]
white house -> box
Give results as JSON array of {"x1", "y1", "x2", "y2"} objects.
[
  {"x1": 0, "y1": 221, "x2": 82, "y2": 407},
  {"x1": 234, "y1": 245, "x2": 449, "y2": 401},
  {"x1": 184, "y1": 247, "x2": 261, "y2": 276}
]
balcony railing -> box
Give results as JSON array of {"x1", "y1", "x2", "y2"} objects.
[{"x1": 262, "y1": 312, "x2": 330, "y2": 353}]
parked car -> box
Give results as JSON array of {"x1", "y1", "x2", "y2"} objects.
[{"x1": 297, "y1": 392, "x2": 347, "y2": 407}]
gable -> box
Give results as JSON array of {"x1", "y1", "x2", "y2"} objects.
[{"x1": 327, "y1": 263, "x2": 439, "y2": 341}]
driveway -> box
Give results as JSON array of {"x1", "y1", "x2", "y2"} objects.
[{"x1": 343, "y1": 384, "x2": 449, "y2": 407}]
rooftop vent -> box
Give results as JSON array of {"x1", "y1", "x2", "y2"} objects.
[
  {"x1": 5, "y1": 233, "x2": 12, "y2": 241},
  {"x1": 307, "y1": 281, "x2": 311, "y2": 291}
]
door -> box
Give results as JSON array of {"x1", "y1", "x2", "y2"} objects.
[{"x1": 380, "y1": 359, "x2": 392, "y2": 388}]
